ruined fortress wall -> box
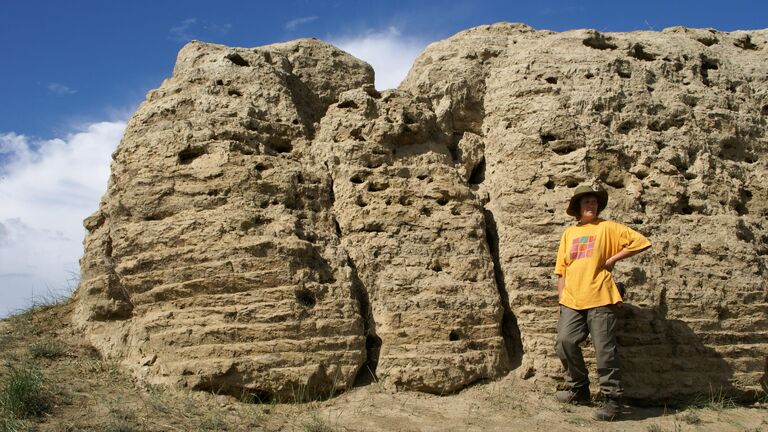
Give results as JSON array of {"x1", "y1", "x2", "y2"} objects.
[{"x1": 75, "y1": 24, "x2": 768, "y2": 402}]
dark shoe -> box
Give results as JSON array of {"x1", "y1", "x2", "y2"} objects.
[
  {"x1": 592, "y1": 397, "x2": 621, "y2": 421},
  {"x1": 555, "y1": 387, "x2": 590, "y2": 404}
]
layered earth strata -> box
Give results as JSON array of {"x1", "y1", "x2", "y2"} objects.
[{"x1": 75, "y1": 24, "x2": 768, "y2": 402}]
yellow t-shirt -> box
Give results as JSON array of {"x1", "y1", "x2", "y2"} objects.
[{"x1": 555, "y1": 219, "x2": 651, "y2": 310}]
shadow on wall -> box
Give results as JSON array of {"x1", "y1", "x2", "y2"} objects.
[{"x1": 617, "y1": 304, "x2": 741, "y2": 405}]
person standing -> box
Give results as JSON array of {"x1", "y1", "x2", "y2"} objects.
[{"x1": 553, "y1": 184, "x2": 651, "y2": 421}]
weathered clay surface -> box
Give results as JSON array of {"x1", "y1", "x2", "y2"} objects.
[
  {"x1": 76, "y1": 39, "x2": 374, "y2": 400},
  {"x1": 313, "y1": 89, "x2": 511, "y2": 392},
  {"x1": 401, "y1": 23, "x2": 768, "y2": 401},
  {"x1": 76, "y1": 24, "x2": 768, "y2": 402}
]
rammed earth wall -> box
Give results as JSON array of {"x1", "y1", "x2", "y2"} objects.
[{"x1": 75, "y1": 24, "x2": 768, "y2": 402}]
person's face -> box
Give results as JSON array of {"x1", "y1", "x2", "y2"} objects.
[{"x1": 579, "y1": 195, "x2": 599, "y2": 222}]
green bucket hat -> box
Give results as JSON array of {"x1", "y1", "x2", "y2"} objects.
[{"x1": 566, "y1": 184, "x2": 609, "y2": 217}]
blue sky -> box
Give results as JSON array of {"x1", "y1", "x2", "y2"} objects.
[{"x1": 0, "y1": 0, "x2": 765, "y2": 316}]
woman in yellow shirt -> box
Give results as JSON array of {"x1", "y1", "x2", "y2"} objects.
[{"x1": 554, "y1": 184, "x2": 651, "y2": 421}]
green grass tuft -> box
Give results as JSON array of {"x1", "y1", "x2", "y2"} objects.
[
  {"x1": 680, "y1": 407, "x2": 701, "y2": 425},
  {"x1": 0, "y1": 365, "x2": 52, "y2": 419},
  {"x1": 0, "y1": 416, "x2": 29, "y2": 432},
  {"x1": 29, "y1": 339, "x2": 67, "y2": 359},
  {"x1": 303, "y1": 414, "x2": 336, "y2": 432}
]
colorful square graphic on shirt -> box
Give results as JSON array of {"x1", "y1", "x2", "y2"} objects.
[{"x1": 569, "y1": 235, "x2": 595, "y2": 260}]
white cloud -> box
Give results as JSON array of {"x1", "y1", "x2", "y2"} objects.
[
  {"x1": 285, "y1": 16, "x2": 318, "y2": 31},
  {"x1": 0, "y1": 132, "x2": 34, "y2": 166},
  {"x1": 0, "y1": 121, "x2": 125, "y2": 317},
  {"x1": 48, "y1": 83, "x2": 77, "y2": 96},
  {"x1": 206, "y1": 22, "x2": 233, "y2": 35},
  {"x1": 170, "y1": 18, "x2": 198, "y2": 42},
  {"x1": 331, "y1": 27, "x2": 429, "y2": 90},
  {"x1": 169, "y1": 18, "x2": 232, "y2": 42}
]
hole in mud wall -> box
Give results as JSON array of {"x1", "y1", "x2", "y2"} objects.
[
  {"x1": 544, "y1": 180, "x2": 555, "y2": 189},
  {"x1": 431, "y1": 262, "x2": 443, "y2": 272},
  {"x1": 718, "y1": 137, "x2": 751, "y2": 162},
  {"x1": 627, "y1": 43, "x2": 657, "y2": 61},
  {"x1": 695, "y1": 35, "x2": 719, "y2": 46},
  {"x1": 583, "y1": 33, "x2": 617, "y2": 50},
  {"x1": 228, "y1": 88, "x2": 242, "y2": 97},
  {"x1": 295, "y1": 289, "x2": 317, "y2": 308},
  {"x1": 178, "y1": 146, "x2": 206, "y2": 164},
  {"x1": 268, "y1": 141, "x2": 293, "y2": 154},
  {"x1": 734, "y1": 203, "x2": 748, "y2": 216},
  {"x1": 613, "y1": 60, "x2": 632, "y2": 78},
  {"x1": 448, "y1": 135, "x2": 461, "y2": 163},
  {"x1": 700, "y1": 55, "x2": 720, "y2": 85},
  {"x1": 545, "y1": 76, "x2": 558, "y2": 84},
  {"x1": 676, "y1": 195, "x2": 694, "y2": 215},
  {"x1": 761, "y1": 105, "x2": 768, "y2": 116},
  {"x1": 437, "y1": 197, "x2": 449, "y2": 206},
  {"x1": 337, "y1": 100, "x2": 359, "y2": 109},
  {"x1": 540, "y1": 133, "x2": 557, "y2": 144},
  {"x1": 449, "y1": 330, "x2": 460, "y2": 341},
  {"x1": 551, "y1": 142, "x2": 578, "y2": 155},
  {"x1": 604, "y1": 177, "x2": 625, "y2": 189},
  {"x1": 734, "y1": 193, "x2": 749, "y2": 215},
  {"x1": 469, "y1": 159, "x2": 486, "y2": 185},
  {"x1": 367, "y1": 181, "x2": 389, "y2": 192},
  {"x1": 566, "y1": 179, "x2": 579, "y2": 188},
  {"x1": 350, "y1": 174, "x2": 365, "y2": 184},
  {"x1": 355, "y1": 335, "x2": 383, "y2": 386},
  {"x1": 225, "y1": 53, "x2": 250, "y2": 66},
  {"x1": 617, "y1": 120, "x2": 635, "y2": 134},
  {"x1": 366, "y1": 160, "x2": 383, "y2": 169},
  {"x1": 142, "y1": 212, "x2": 172, "y2": 222},
  {"x1": 736, "y1": 220, "x2": 755, "y2": 243},
  {"x1": 734, "y1": 35, "x2": 758, "y2": 50}
]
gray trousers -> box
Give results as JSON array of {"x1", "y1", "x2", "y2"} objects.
[{"x1": 555, "y1": 305, "x2": 622, "y2": 398}]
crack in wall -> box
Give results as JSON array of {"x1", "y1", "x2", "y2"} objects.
[
  {"x1": 483, "y1": 208, "x2": 524, "y2": 369},
  {"x1": 321, "y1": 160, "x2": 381, "y2": 386},
  {"x1": 347, "y1": 256, "x2": 381, "y2": 386}
]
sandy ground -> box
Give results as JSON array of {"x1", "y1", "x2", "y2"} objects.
[{"x1": 301, "y1": 376, "x2": 767, "y2": 432}]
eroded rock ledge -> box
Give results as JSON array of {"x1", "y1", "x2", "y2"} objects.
[{"x1": 75, "y1": 24, "x2": 768, "y2": 403}]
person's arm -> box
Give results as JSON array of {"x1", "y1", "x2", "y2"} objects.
[
  {"x1": 602, "y1": 245, "x2": 650, "y2": 272},
  {"x1": 555, "y1": 231, "x2": 568, "y2": 300}
]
